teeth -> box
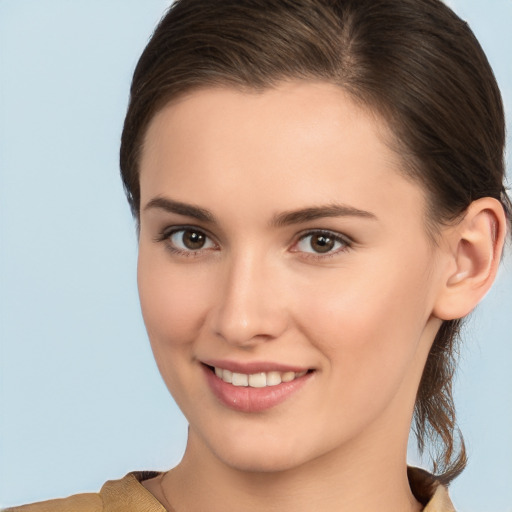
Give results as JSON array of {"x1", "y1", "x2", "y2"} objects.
[
  {"x1": 222, "y1": 369, "x2": 233, "y2": 383},
  {"x1": 248, "y1": 372, "x2": 267, "y2": 388},
  {"x1": 213, "y1": 367, "x2": 308, "y2": 387},
  {"x1": 281, "y1": 371, "x2": 295, "y2": 383},
  {"x1": 266, "y1": 371, "x2": 282, "y2": 386},
  {"x1": 232, "y1": 372, "x2": 249, "y2": 387}
]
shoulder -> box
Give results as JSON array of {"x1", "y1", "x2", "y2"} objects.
[
  {"x1": 2, "y1": 493, "x2": 102, "y2": 512},
  {"x1": 2, "y1": 472, "x2": 166, "y2": 512},
  {"x1": 424, "y1": 485, "x2": 456, "y2": 512}
]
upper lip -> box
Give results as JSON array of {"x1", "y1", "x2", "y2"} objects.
[{"x1": 202, "y1": 359, "x2": 311, "y2": 374}]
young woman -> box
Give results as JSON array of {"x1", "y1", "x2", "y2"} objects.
[{"x1": 4, "y1": 0, "x2": 511, "y2": 511}]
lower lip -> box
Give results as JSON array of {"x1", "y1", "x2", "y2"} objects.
[{"x1": 203, "y1": 366, "x2": 312, "y2": 413}]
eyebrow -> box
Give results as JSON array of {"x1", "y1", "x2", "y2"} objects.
[
  {"x1": 144, "y1": 197, "x2": 215, "y2": 223},
  {"x1": 143, "y1": 197, "x2": 377, "y2": 226},
  {"x1": 270, "y1": 204, "x2": 377, "y2": 227}
]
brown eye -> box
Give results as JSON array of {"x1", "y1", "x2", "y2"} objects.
[
  {"x1": 182, "y1": 229, "x2": 206, "y2": 249},
  {"x1": 168, "y1": 228, "x2": 216, "y2": 253},
  {"x1": 310, "y1": 234, "x2": 335, "y2": 253},
  {"x1": 294, "y1": 230, "x2": 349, "y2": 256}
]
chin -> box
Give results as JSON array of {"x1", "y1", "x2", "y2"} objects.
[
  {"x1": 201, "y1": 428, "x2": 325, "y2": 474},
  {"x1": 218, "y1": 446, "x2": 306, "y2": 474}
]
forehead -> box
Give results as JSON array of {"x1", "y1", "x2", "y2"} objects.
[
  {"x1": 139, "y1": 81, "x2": 427, "y2": 228},
  {"x1": 142, "y1": 82, "x2": 393, "y2": 163}
]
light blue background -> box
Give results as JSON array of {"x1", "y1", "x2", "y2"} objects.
[{"x1": 0, "y1": 1, "x2": 511, "y2": 510}]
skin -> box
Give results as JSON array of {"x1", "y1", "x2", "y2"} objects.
[{"x1": 136, "y1": 82, "x2": 504, "y2": 512}]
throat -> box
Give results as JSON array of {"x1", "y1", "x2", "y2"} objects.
[{"x1": 156, "y1": 432, "x2": 423, "y2": 512}]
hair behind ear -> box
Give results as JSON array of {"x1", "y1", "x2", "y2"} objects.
[
  {"x1": 415, "y1": 197, "x2": 507, "y2": 483},
  {"x1": 414, "y1": 317, "x2": 466, "y2": 484}
]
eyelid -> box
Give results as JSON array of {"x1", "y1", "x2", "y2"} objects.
[
  {"x1": 290, "y1": 229, "x2": 353, "y2": 258},
  {"x1": 155, "y1": 225, "x2": 219, "y2": 256},
  {"x1": 154, "y1": 225, "x2": 353, "y2": 259}
]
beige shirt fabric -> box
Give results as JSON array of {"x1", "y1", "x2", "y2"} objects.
[{"x1": 3, "y1": 468, "x2": 456, "y2": 512}]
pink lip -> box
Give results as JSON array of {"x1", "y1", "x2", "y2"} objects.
[{"x1": 201, "y1": 363, "x2": 313, "y2": 413}]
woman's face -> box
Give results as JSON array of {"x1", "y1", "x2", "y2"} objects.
[{"x1": 137, "y1": 82, "x2": 447, "y2": 472}]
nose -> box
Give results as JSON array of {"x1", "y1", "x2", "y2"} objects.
[{"x1": 210, "y1": 252, "x2": 289, "y2": 348}]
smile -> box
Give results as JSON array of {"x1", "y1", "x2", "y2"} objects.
[
  {"x1": 203, "y1": 363, "x2": 314, "y2": 412},
  {"x1": 213, "y1": 367, "x2": 308, "y2": 388}
]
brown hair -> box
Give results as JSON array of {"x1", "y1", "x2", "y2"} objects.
[{"x1": 120, "y1": 0, "x2": 512, "y2": 484}]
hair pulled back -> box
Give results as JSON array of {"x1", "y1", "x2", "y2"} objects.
[{"x1": 120, "y1": 0, "x2": 512, "y2": 485}]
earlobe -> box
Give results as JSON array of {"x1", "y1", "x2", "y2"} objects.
[{"x1": 433, "y1": 197, "x2": 507, "y2": 321}]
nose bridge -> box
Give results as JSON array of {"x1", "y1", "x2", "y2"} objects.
[{"x1": 212, "y1": 247, "x2": 287, "y2": 346}]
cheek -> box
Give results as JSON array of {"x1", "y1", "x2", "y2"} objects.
[
  {"x1": 137, "y1": 249, "x2": 213, "y2": 350},
  {"x1": 294, "y1": 253, "x2": 434, "y2": 392},
  {"x1": 136, "y1": 249, "x2": 220, "y2": 409}
]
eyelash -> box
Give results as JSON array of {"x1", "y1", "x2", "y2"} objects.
[
  {"x1": 155, "y1": 226, "x2": 353, "y2": 259},
  {"x1": 291, "y1": 229, "x2": 352, "y2": 260},
  {"x1": 155, "y1": 225, "x2": 219, "y2": 258}
]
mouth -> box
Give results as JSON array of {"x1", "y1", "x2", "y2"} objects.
[
  {"x1": 208, "y1": 365, "x2": 309, "y2": 388},
  {"x1": 202, "y1": 362, "x2": 314, "y2": 412}
]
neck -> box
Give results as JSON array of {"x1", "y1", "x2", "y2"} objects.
[{"x1": 161, "y1": 425, "x2": 421, "y2": 512}]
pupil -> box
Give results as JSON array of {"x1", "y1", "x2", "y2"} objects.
[
  {"x1": 311, "y1": 235, "x2": 334, "y2": 253},
  {"x1": 183, "y1": 230, "x2": 205, "y2": 250}
]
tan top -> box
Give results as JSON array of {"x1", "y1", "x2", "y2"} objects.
[{"x1": 3, "y1": 467, "x2": 455, "y2": 512}]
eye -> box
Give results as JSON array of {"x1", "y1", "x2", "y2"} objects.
[
  {"x1": 163, "y1": 227, "x2": 217, "y2": 254},
  {"x1": 292, "y1": 230, "x2": 350, "y2": 256}
]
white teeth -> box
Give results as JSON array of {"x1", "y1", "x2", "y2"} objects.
[
  {"x1": 213, "y1": 367, "x2": 308, "y2": 387},
  {"x1": 266, "y1": 371, "x2": 282, "y2": 386},
  {"x1": 232, "y1": 372, "x2": 249, "y2": 387},
  {"x1": 248, "y1": 372, "x2": 267, "y2": 388}
]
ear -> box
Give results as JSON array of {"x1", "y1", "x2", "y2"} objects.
[{"x1": 433, "y1": 197, "x2": 507, "y2": 321}]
